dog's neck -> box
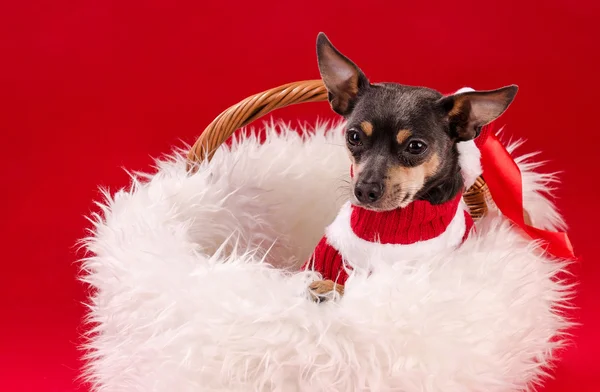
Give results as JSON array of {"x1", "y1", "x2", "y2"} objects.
[{"x1": 350, "y1": 192, "x2": 467, "y2": 245}]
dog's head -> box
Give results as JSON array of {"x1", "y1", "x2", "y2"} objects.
[{"x1": 316, "y1": 33, "x2": 518, "y2": 210}]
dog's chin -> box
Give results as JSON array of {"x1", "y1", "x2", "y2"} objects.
[
  {"x1": 396, "y1": 192, "x2": 418, "y2": 208},
  {"x1": 351, "y1": 202, "x2": 389, "y2": 212},
  {"x1": 351, "y1": 194, "x2": 415, "y2": 211}
]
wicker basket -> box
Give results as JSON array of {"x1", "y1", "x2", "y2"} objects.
[{"x1": 186, "y1": 80, "x2": 491, "y2": 220}]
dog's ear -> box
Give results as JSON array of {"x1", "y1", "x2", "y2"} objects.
[
  {"x1": 316, "y1": 32, "x2": 369, "y2": 116},
  {"x1": 438, "y1": 85, "x2": 518, "y2": 141}
]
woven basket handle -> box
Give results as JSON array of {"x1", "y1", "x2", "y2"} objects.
[{"x1": 187, "y1": 80, "x2": 327, "y2": 167}]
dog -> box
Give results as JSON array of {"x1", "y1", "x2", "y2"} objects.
[{"x1": 306, "y1": 33, "x2": 517, "y2": 302}]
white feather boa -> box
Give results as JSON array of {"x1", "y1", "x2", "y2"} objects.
[{"x1": 81, "y1": 122, "x2": 572, "y2": 392}]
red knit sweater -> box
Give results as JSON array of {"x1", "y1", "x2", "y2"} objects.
[{"x1": 303, "y1": 192, "x2": 474, "y2": 285}]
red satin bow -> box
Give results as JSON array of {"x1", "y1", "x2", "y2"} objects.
[{"x1": 476, "y1": 124, "x2": 577, "y2": 260}]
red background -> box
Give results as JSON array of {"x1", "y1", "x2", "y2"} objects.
[{"x1": 1, "y1": 1, "x2": 599, "y2": 390}]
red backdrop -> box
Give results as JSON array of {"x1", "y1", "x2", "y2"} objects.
[{"x1": 1, "y1": 0, "x2": 599, "y2": 390}]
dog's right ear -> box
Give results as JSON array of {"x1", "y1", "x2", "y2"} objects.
[
  {"x1": 438, "y1": 86, "x2": 518, "y2": 142},
  {"x1": 316, "y1": 33, "x2": 369, "y2": 116}
]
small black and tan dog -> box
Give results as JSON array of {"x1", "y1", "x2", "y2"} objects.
[
  {"x1": 307, "y1": 33, "x2": 518, "y2": 300},
  {"x1": 317, "y1": 32, "x2": 516, "y2": 210}
]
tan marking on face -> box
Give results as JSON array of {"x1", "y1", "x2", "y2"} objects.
[
  {"x1": 423, "y1": 152, "x2": 440, "y2": 178},
  {"x1": 360, "y1": 121, "x2": 373, "y2": 136},
  {"x1": 384, "y1": 165, "x2": 425, "y2": 208},
  {"x1": 381, "y1": 152, "x2": 440, "y2": 209},
  {"x1": 351, "y1": 160, "x2": 367, "y2": 189},
  {"x1": 396, "y1": 129, "x2": 412, "y2": 144}
]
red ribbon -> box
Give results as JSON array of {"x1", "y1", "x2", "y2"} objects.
[{"x1": 476, "y1": 124, "x2": 577, "y2": 260}]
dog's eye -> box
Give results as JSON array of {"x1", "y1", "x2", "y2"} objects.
[
  {"x1": 346, "y1": 129, "x2": 362, "y2": 146},
  {"x1": 406, "y1": 140, "x2": 427, "y2": 154}
]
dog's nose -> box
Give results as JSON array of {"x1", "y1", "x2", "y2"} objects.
[{"x1": 354, "y1": 181, "x2": 383, "y2": 204}]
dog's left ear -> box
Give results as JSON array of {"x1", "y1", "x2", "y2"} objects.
[
  {"x1": 316, "y1": 32, "x2": 369, "y2": 116},
  {"x1": 438, "y1": 85, "x2": 518, "y2": 141}
]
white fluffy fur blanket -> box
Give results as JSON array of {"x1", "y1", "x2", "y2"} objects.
[{"x1": 81, "y1": 123, "x2": 572, "y2": 392}]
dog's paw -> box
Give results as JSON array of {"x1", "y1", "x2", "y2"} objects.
[{"x1": 308, "y1": 280, "x2": 344, "y2": 303}]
